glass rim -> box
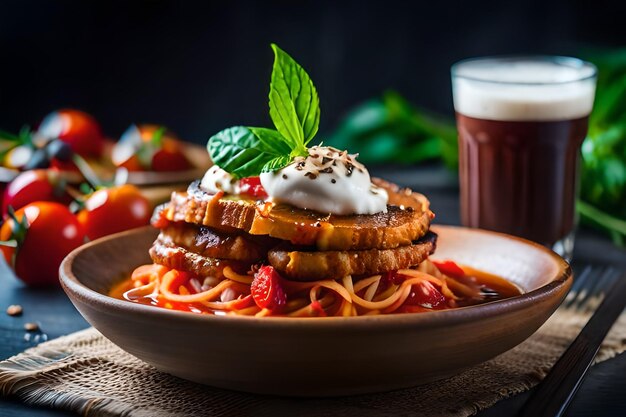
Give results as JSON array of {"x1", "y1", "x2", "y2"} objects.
[{"x1": 451, "y1": 55, "x2": 598, "y2": 86}]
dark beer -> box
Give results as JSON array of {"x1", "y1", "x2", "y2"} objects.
[
  {"x1": 452, "y1": 57, "x2": 596, "y2": 258},
  {"x1": 456, "y1": 114, "x2": 588, "y2": 246}
]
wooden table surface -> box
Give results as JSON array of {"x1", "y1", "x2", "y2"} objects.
[{"x1": 1, "y1": 165, "x2": 625, "y2": 417}]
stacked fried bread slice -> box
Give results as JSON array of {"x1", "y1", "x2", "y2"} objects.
[{"x1": 150, "y1": 177, "x2": 436, "y2": 282}]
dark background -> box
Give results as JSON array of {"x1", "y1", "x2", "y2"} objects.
[{"x1": 1, "y1": 0, "x2": 625, "y2": 143}]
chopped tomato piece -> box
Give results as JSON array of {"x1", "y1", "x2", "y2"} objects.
[
  {"x1": 239, "y1": 177, "x2": 268, "y2": 199},
  {"x1": 309, "y1": 301, "x2": 327, "y2": 317},
  {"x1": 382, "y1": 270, "x2": 404, "y2": 286},
  {"x1": 433, "y1": 260, "x2": 465, "y2": 278},
  {"x1": 404, "y1": 280, "x2": 445, "y2": 309},
  {"x1": 250, "y1": 265, "x2": 287, "y2": 311}
]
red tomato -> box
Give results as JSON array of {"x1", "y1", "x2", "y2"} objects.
[
  {"x1": 112, "y1": 124, "x2": 191, "y2": 172},
  {"x1": 250, "y1": 265, "x2": 287, "y2": 311},
  {"x1": 432, "y1": 260, "x2": 465, "y2": 278},
  {"x1": 239, "y1": 177, "x2": 268, "y2": 199},
  {"x1": 152, "y1": 148, "x2": 192, "y2": 172},
  {"x1": 382, "y1": 270, "x2": 403, "y2": 286},
  {"x1": 0, "y1": 202, "x2": 85, "y2": 286},
  {"x1": 37, "y1": 109, "x2": 104, "y2": 157},
  {"x1": 404, "y1": 280, "x2": 446, "y2": 309},
  {"x1": 76, "y1": 184, "x2": 151, "y2": 240},
  {"x1": 309, "y1": 300, "x2": 327, "y2": 316},
  {"x1": 2, "y1": 170, "x2": 70, "y2": 217}
]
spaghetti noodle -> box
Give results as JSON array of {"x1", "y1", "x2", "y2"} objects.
[{"x1": 110, "y1": 259, "x2": 521, "y2": 317}]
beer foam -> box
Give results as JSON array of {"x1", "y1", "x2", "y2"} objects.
[{"x1": 452, "y1": 59, "x2": 596, "y2": 121}]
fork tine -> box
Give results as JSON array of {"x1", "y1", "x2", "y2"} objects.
[
  {"x1": 570, "y1": 266, "x2": 608, "y2": 310},
  {"x1": 563, "y1": 265, "x2": 593, "y2": 308},
  {"x1": 581, "y1": 267, "x2": 619, "y2": 314}
]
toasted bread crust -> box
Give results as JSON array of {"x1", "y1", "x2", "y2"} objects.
[
  {"x1": 163, "y1": 178, "x2": 433, "y2": 251},
  {"x1": 268, "y1": 232, "x2": 437, "y2": 281}
]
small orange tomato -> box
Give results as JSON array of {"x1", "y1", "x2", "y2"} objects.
[{"x1": 77, "y1": 184, "x2": 151, "y2": 240}]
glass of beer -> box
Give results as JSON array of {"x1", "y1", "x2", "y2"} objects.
[{"x1": 451, "y1": 56, "x2": 597, "y2": 260}]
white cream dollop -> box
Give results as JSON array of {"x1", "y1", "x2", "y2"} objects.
[
  {"x1": 200, "y1": 165, "x2": 240, "y2": 194},
  {"x1": 260, "y1": 146, "x2": 388, "y2": 215}
]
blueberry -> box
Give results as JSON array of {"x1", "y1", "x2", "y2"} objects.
[
  {"x1": 45, "y1": 140, "x2": 73, "y2": 162},
  {"x1": 24, "y1": 148, "x2": 51, "y2": 170}
]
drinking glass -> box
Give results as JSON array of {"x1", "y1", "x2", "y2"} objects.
[{"x1": 451, "y1": 56, "x2": 597, "y2": 260}]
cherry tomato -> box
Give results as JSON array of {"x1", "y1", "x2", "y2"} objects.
[
  {"x1": 77, "y1": 184, "x2": 151, "y2": 240},
  {"x1": 2, "y1": 170, "x2": 71, "y2": 217},
  {"x1": 37, "y1": 109, "x2": 104, "y2": 158},
  {"x1": 0, "y1": 202, "x2": 85, "y2": 286},
  {"x1": 239, "y1": 177, "x2": 268, "y2": 199},
  {"x1": 152, "y1": 148, "x2": 192, "y2": 172},
  {"x1": 404, "y1": 280, "x2": 446, "y2": 309},
  {"x1": 112, "y1": 124, "x2": 191, "y2": 172},
  {"x1": 251, "y1": 265, "x2": 287, "y2": 311}
]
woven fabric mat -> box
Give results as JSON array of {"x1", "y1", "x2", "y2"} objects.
[{"x1": 0, "y1": 307, "x2": 625, "y2": 417}]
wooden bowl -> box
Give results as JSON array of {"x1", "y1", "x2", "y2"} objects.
[{"x1": 59, "y1": 225, "x2": 572, "y2": 396}]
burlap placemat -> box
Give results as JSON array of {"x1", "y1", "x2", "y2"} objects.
[{"x1": 0, "y1": 305, "x2": 625, "y2": 417}]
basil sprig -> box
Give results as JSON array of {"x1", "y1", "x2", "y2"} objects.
[{"x1": 207, "y1": 44, "x2": 320, "y2": 178}]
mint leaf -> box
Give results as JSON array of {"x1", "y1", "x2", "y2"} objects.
[
  {"x1": 269, "y1": 44, "x2": 320, "y2": 154},
  {"x1": 208, "y1": 126, "x2": 291, "y2": 178}
]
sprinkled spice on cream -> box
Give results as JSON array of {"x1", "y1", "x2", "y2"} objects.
[{"x1": 260, "y1": 146, "x2": 388, "y2": 215}]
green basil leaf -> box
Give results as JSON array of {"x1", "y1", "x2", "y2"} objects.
[
  {"x1": 262, "y1": 155, "x2": 293, "y2": 173},
  {"x1": 269, "y1": 44, "x2": 320, "y2": 152},
  {"x1": 208, "y1": 126, "x2": 293, "y2": 178},
  {"x1": 248, "y1": 127, "x2": 292, "y2": 155}
]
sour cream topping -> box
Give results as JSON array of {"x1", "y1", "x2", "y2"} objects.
[
  {"x1": 260, "y1": 146, "x2": 388, "y2": 215},
  {"x1": 200, "y1": 165, "x2": 240, "y2": 194}
]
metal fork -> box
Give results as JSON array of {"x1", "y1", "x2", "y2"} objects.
[{"x1": 562, "y1": 265, "x2": 622, "y2": 313}]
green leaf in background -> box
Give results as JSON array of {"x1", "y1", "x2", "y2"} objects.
[
  {"x1": 0, "y1": 125, "x2": 34, "y2": 160},
  {"x1": 328, "y1": 53, "x2": 626, "y2": 247},
  {"x1": 328, "y1": 91, "x2": 458, "y2": 168},
  {"x1": 208, "y1": 126, "x2": 289, "y2": 179},
  {"x1": 579, "y1": 48, "x2": 626, "y2": 246},
  {"x1": 269, "y1": 43, "x2": 320, "y2": 154}
]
